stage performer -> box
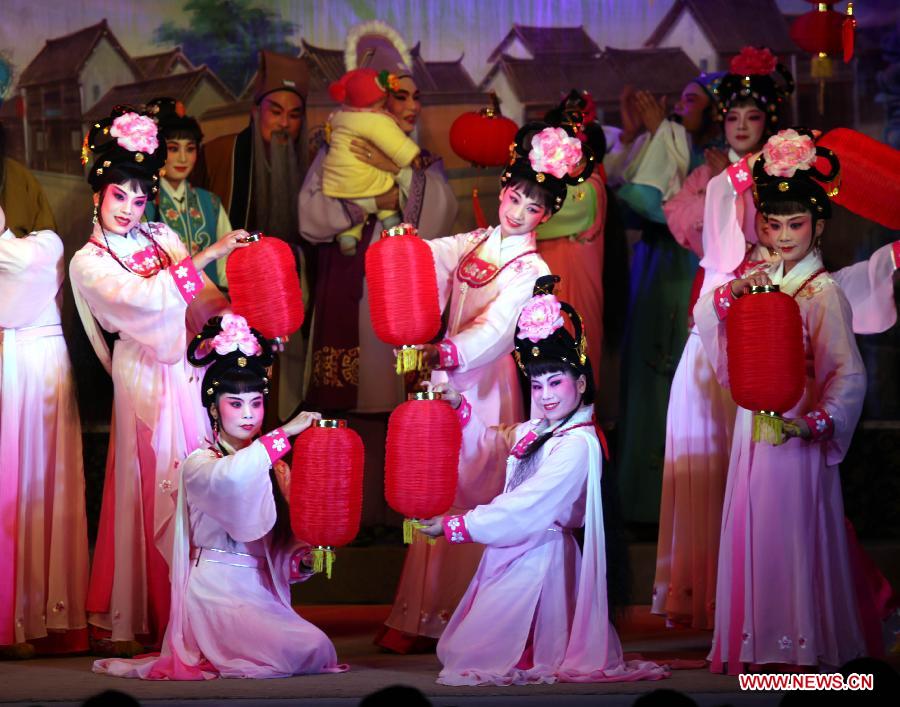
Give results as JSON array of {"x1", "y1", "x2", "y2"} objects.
[
  {"x1": 322, "y1": 67, "x2": 420, "y2": 255},
  {"x1": 536, "y1": 90, "x2": 608, "y2": 389},
  {"x1": 144, "y1": 97, "x2": 233, "y2": 289},
  {"x1": 696, "y1": 129, "x2": 868, "y2": 673},
  {"x1": 0, "y1": 205, "x2": 89, "y2": 659},
  {"x1": 199, "y1": 50, "x2": 310, "y2": 418},
  {"x1": 604, "y1": 73, "x2": 724, "y2": 526},
  {"x1": 94, "y1": 315, "x2": 344, "y2": 679},
  {"x1": 70, "y1": 107, "x2": 242, "y2": 655},
  {"x1": 300, "y1": 20, "x2": 457, "y2": 413},
  {"x1": 378, "y1": 122, "x2": 593, "y2": 653},
  {"x1": 418, "y1": 280, "x2": 667, "y2": 686}
]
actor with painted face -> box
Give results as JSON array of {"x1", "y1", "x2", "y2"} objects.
[
  {"x1": 418, "y1": 279, "x2": 667, "y2": 686},
  {"x1": 0, "y1": 203, "x2": 89, "y2": 659},
  {"x1": 94, "y1": 315, "x2": 344, "y2": 680},
  {"x1": 144, "y1": 97, "x2": 233, "y2": 289},
  {"x1": 69, "y1": 107, "x2": 243, "y2": 655},
  {"x1": 695, "y1": 130, "x2": 868, "y2": 673},
  {"x1": 378, "y1": 122, "x2": 593, "y2": 653}
]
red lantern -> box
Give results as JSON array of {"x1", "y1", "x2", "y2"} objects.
[
  {"x1": 450, "y1": 94, "x2": 518, "y2": 168},
  {"x1": 226, "y1": 232, "x2": 303, "y2": 341},
  {"x1": 385, "y1": 392, "x2": 461, "y2": 543},
  {"x1": 365, "y1": 223, "x2": 441, "y2": 374},
  {"x1": 290, "y1": 419, "x2": 364, "y2": 578},
  {"x1": 790, "y1": 5, "x2": 844, "y2": 57},
  {"x1": 726, "y1": 285, "x2": 805, "y2": 444},
  {"x1": 817, "y1": 128, "x2": 900, "y2": 230}
]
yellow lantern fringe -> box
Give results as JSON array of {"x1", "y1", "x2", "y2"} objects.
[
  {"x1": 753, "y1": 411, "x2": 786, "y2": 446},
  {"x1": 402, "y1": 518, "x2": 436, "y2": 545},
  {"x1": 311, "y1": 546, "x2": 335, "y2": 579},
  {"x1": 395, "y1": 346, "x2": 424, "y2": 375}
]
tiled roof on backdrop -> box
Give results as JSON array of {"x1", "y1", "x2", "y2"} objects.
[
  {"x1": 133, "y1": 48, "x2": 195, "y2": 79},
  {"x1": 487, "y1": 24, "x2": 601, "y2": 63}
]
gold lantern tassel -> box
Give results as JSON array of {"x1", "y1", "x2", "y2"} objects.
[
  {"x1": 311, "y1": 546, "x2": 336, "y2": 579},
  {"x1": 402, "y1": 518, "x2": 436, "y2": 545},
  {"x1": 753, "y1": 411, "x2": 786, "y2": 446},
  {"x1": 395, "y1": 345, "x2": 424, "y2": 375}
]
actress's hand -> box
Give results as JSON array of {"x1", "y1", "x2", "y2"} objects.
[
  {"x1": 375, "y1": 185, "x2": 400, "y2": 211},
  {"x1": 730, "y1": 272, "x2": 773, "y2": 298},
  {"x1": 194, "y1": 230, "x2": 252, "y2": 271},
  {"x1": 282, "y1": 411, "x2": 322, "y2": 437},
  {"x1": 350, "y1": 138, "x2": 400, "y2": 174},
  {"x1": 429, "y1": 383, "x2": 462, "y2": 410},
  {"x1": 619, "y1": 86, "x2": 641, "y2": 144},
  {"x1": 634, "y1": 90, "x2": 667, "y2": 136},
  {"x1": 273, "y1": 460, "x2": 291, "y2": 497},
  {"x1": 417, "y1": 516, "x2": 444, "y2": 538},
  {"x1": 783, "y1": 418, "x2": 811, "y2": 441}
]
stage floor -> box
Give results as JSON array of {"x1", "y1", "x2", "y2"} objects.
[{"x1": 0, "y1": 605, "x2": 839, "y2": 706}]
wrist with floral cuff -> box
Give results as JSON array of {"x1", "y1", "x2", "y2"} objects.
[
  {"x1": 169, "y1": 257, "x2": 204, "y2": 304},
  {"x1": 434, "y1": 339, "x2": 460, "y2": 370},
  {"x1": 289, "y1": 547, "x2": 315, "y2": 581},
  {"x1": 443, "y1": 514, "x2": 473, "y2": 544},
  {"x1": 892, "y1": 241, "x2": 900, "y2": 270},
  {"x1": 727, "y1": 157, "x2": 753, "y2": 193},
  {"x1": 801, "y1": 408, "x2": 834, "y2": 442},
  {"x1": 456, "y1": 395, "x2": 472, "y2": 426},
  {"x1": 260, "y1": 428, "x2": 291, "y2": 463},
  {"x1": 714, "y1": 282, "x2": 737, "y2": 320}
]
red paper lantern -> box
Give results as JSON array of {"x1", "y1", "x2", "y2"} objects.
[
  {"x1": 449, "y1": 95, "x2": 518, "y2": 168},
  {"x1": 790, "y1": 8, "x2": 844, "y2": 57},
  {"x1": 290, "y1": 419, "x2": 364, "y2": 577},
  {"x1": 365, "y1": 223, "x2": 441, "y2": 373},
  {"x1": 727, "y1": 286, "x2": 805, "y2": 444},
  {"x1": 817, "y1": 128, "x2": 900, "y2": 230},
  {"x1": 226, "y1": 232, "x2": 303, "y2": 341},
  {"x1": 385, "y1": 392, "x2": 461, "y2": 543}
]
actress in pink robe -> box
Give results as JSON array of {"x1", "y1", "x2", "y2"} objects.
[
  {"x1": 0, "y1": 217, "x2": 89, "y2": 654},
  {"x1": 70, "y1": 108, "x2": 235, "y2": 649}
]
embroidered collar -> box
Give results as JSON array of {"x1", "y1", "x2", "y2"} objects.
[
  {"x1": 769, "y1": 250, "x2": 826, "y2": 298},
  {"x1": 456, "y1": 227, "x2": 538, "y2": 288},
  {"x1": 509, "y1": 405, "x2": 594, "y2": 459}
]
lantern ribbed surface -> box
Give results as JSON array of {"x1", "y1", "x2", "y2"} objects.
[
  {"x1": 818, "y1": 128, "x2": 900, "y2": 230},
  {"x1": 790, "y1": 8, "x2": 845, "y2": 56},
  {"x1": 385, "y1": 395, "x2": 461, "y2": 543},
  {"x1": 365, "y1": 232, "x2": 441, "y2": 348},
  {"x1": 727, "y1": 288, "x2": 805, "y2": 442},
  {"x1": 290, "y1": 421, "x2": 364, "y2": 577},
  {"x1": 226, "y1": 234, "x2": 304, "y2": 340},
  {"x1": 450, "y1": 110, "x2": 518, "y2": 167}
]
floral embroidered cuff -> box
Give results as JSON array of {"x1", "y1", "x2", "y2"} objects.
[
  {"x1": 289, "y1": 548, "x2": 315, "y2": 582},
  {"x1": 456, "y1": 395, "x2": 472, "y2": 427},
  {"x1": 260, "y1": 428, "x2": 291, "y2": 463},
  {"x1": 443, "y1": 514, "x2": 473, "y2": 544},
  {"x1": 169, "y1": 257, "x2": 204, "y2": 304},
  {"x1": 714, "y1": 283, "x2": 736, "y2": 320},
  {"x1": 435, "y1": 339, "x2": 460, "y2": 370},
  {"x1": 892, "y1": 240, "x2": 900, "y2": 270},
  {"x1": 802, "y1": 408, "x2": 834, "y2": 442},
  {"x1": 727, "y1": 157, "x2": 753, "y2": 193}
]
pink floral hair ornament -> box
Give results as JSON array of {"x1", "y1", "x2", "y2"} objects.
[
  {"x1": 517, "y1": 294, "x2": 565, "y2": 343},
  {"x1": 528, "y1": 127, "x2": 584, "y2": 180},
  {"x1": 210, "y1": 314, "x2": 263, "y2": 357},
  {"x1": 109, "y1": 112, "x2": 159, "y2": 154},
  {"x1": 762, "y1": 129, "x2": 817, "y2": 178},
  {"x1": 730, "y1": 46, "x2": 778, "y2": 76}
]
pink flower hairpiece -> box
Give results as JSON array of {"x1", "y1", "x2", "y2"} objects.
[
  {"x1": 211, "y1": 314, "x2": 262, "y2": 357},
  {"x1": 730, "y1": 46, "x2": 778, "y2": 77},
  {"x1": 529, "y1": 127, "x2": 583, "y2": 179},
  {"x1": 110, "y1": 112, "x2": 159, "y2": 154},
  {"x1": 518, "y1": 294, "x2": 564, "y2": 343},
  {"x1": 762, "y1": 129, "x2": 817, "y2": 178}
]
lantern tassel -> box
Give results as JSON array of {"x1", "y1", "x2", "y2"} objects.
[
  {"x1": 402, "y1": 518, "x2": 436, "y2": 545},
  {"x1": 395, "y1": 345, "x2": 424, "y2": 375},
  {"x1": 753, "y1": 411, "x2": 786, "y2": 446},
  {"x1": 311, "y1": 546, "x2": 336, "y2": 579}
]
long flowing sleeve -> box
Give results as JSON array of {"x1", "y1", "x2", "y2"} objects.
[
  {"x1": 803, "y1": 283, "x2": 867, "y2": 465},
  {"x1": 449, "y1": 257, "x2": 549, "y2": 373},
  {"x1": 0, "y1": 229, "x2": 62, "y2": 328},
  {"x1": 694, "y1": 285, "x2": 732, "y2": 387},
  {"x1": 663, "y1": 165, "x2": 711, "y2": 256},
  {"x1": 68, "y1": 226, "x2": 199, "y2": 364},
  {"x1": 181, "y1": 442, "x2": 277, "y2": 543},
  {"x1": 426, "y1": 231, "x2": 472, "y2": 311},
  {"x1": 298, "y1": 149, "x2": 367, "y2": 245},
  {"x1": 830, "y1": 241, "x2": 899, "y2": 335},
  {"x1": 462, "y1": 434, "x2": 590, "y2": 548}
]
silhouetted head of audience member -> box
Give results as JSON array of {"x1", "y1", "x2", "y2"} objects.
[
  {"x1": 633, "y1": 689, "x2": 698, "y2": 707},
  {"x1": 81, "y1": 690, "x2": 140, "y2": 707},
  {"x1": 359, "y1": 685, "x2": 432, "y2": 707}
]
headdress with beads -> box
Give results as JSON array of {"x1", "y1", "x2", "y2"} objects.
[
  {"x1": 82, "y1": 105, "x2": 166, "y2": 194},
  {"x1": 513, "y1": 275, "x2": 590, "y2": 377},
  {"x1": 714, "y1": 46, "x2": 794, "y2": 136},
  {"x1": 187, "y1": 314, "x2": 274, "y2": 409},
  {"x1": 752, "y1": 127, "x2": 840, "y2": 219},
  {"x1": 145, "y1": 96, "x2": 203, "y2": 144},
  {"x1": 500, "y1": 122, "x2": 595, "y2": 213}
]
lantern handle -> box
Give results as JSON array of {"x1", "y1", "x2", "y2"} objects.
[
  {"x1": 749, "y1": 284, "x2": 780, "y2": 294},
  {"x1": 238, "y1": 231, "x2": 262, "y2": 243},
  {"x1": 316, "y1": 419, "x2": 348, "y2": 428}
]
